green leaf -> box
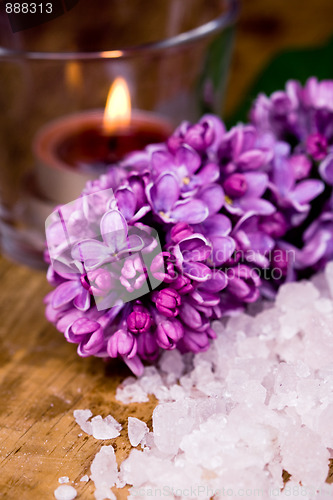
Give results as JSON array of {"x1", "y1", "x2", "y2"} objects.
[{"x1": 227, "y1": 36, "x2": 333, "y2": 128}]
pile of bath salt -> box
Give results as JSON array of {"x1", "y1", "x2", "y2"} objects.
[{"x1": 91, "y1": 262, "x2": 333, "y2": 499}]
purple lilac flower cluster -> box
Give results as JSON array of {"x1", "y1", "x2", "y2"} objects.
[
  {"x1": 45, "y1": 78, "x2": 333, "y2": 376},
  {"x1": 251, "y1": 77, "x2": 333, "y2": 275}
]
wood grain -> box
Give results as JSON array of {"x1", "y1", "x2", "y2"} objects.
[
  {"x1": 1, "y1": 1, "x2": 333, "y2": 498},
  {"x1": 0, "y1": 256, "x2": 156, "y2": 498}
]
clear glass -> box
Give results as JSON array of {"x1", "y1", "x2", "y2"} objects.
[{"x1": 0, "y1": 0, "x2": 238, "y2": 268}]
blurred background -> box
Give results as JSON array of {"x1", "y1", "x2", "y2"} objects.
[
  {"x1": 225, "y1": 0, "x2": 333, "y2": 121},
  {"x1": 0, "y1": 0, "x2": 333, "y2": 269}
]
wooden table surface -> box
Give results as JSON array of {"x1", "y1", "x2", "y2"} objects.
[{"x1": 1, "y1": 1, "x2": 333, "y2": 499}]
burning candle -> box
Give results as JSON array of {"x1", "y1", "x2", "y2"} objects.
[{"x1": 33, "y1": 78, "x2": 173, "y2": 204}]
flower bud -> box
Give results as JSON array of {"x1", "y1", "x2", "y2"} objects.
[
  {"x1": 170, "y1": 275, "x2": 193, "y2": 295},
  {"x1": 156, "y1": 319, "x2": 184, "y2": 349},
  {"x1": 154, "y1": 288, "x2": 181, "y2": 317},
  {"x1": 107, "y1": 329, "x2": 137, "y2": 359},
  {"x1": 127, "y1": 309, "x2": 152, "y2": 334},
  {"x1": 137, "y1": 331, "x2": 159, "y2": 361},
  {"x1": 306, "y1": 133, "x2": 327, "y2": 161},
  {"x1": 223, "y1": 173, "x2": 248, "y2": 198}
]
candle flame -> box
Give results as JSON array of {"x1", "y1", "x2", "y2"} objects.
[{"x1": 103, "y1": 77, "x2": 131, "y2": 134}]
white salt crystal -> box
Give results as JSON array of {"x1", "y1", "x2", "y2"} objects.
[
  {"x1": 58, "y1": 476, "x2": 69, "y2": 484},
  {"x1": 73, "y1": 410, "x2": 122, "y2": 439},
  {"x1": 127, "y1": 417, "x2": 148, "y2": 447},
  {"x1": 159, "y1": 350, "x2": 184, "y2": 378},
  {"x1": 276, "y1": 280, "x2": 320, "y2": 310},
  {"x1": 85, "y1": 263, "x2": 333, "y2": 499},
  {"x1": 279, "y1": 425, "x2": 330, "y2": 488},
  {"x1": 116, "y1": 377, "x2": 149, "y2": 404},
  {"x1": 316, "y1": 404, "x2": 333, "y2": 448},
  {"x1": 80, "y1": 475, "x2": 89, "y2": 482},
  {"x1": 73, "y1": 409, "x2": 93, "y2": 434},
  {"x1": 139, "y1": 366, "x2": 163, "y2": 394},
  {"x1": 153, "y1": 397, "x2": 224, "y2": 455},
  {"x1": 90, "y1": 446, "x2": 118, "y2": 500},
  {"x1": 140, "y1": 431, "x2": 155, "y2": 449},
  {"x1": 54, "y1": 485, "x2": 77, "y2": 500},
  {"x1": 91, "y1": 415, "x2": 122, "y2": 440}
]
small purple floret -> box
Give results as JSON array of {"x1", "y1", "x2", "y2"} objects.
[{"x1": 154, "y1": 288, "x2": 181, "y2": 318}]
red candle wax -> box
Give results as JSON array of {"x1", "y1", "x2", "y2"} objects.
[{"x1": 33, "y1": 110, "x2": 173, "y2": 204}]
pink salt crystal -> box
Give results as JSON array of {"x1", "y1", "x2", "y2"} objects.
[
  {"x1": 316, "y1": 404, "x2": 333, "y2": 448},
  {"x1": 90, "y1": 446, "x2": 118, "y2": 500},
  {"x1": 326, "y1": 261, "x2": 333, "y2": 298},
  {"x1": 279, "y1": 425, "x2": 330, "y2": 488},
  {"x1": 54, "y1": 485, "x2": 77, "y2": 500},
  {"x1": 127, "y1": 417, "x2": 148, "y2": 447},
  {"x1": 80, "y1": 475, "x2": 89, "y2": 482},
  {"x1": 312, "y1": 483, "x2": 333, "y2": 499},
  {"x1": 140, "y1": 431, "x2": 155, "y2": 449}
]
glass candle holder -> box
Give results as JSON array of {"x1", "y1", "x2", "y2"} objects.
[{"x1": 0, "y1": 0, "x2": 238, "y2": 269}]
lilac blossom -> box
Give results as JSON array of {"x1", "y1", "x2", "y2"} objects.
[
  {"x1": 270, "y1": 146, "x2": 324, "y2": 215},
  {"x1": 153, "y1": 288, "x2": 181, "y2": 318},
  {"x1": 218, "y1": 124, "x2": 273, "y2": 174},
  {"x1": 146, "y1": 172, "x2": 209, "y2": 224},
  {"x1": 319, "y1": 155, "x2": 333, "y2": 185},
  {"x1": 46, "y1": 261, "x2": 90, "y2": 312},
  {"x1": 168, "y1": 114, "x2": 225, "y2": 154},
  {"x1": 223, "y1": 171, "x2": 275, "y2": 216},
  {"x1": 71, "y1": 209, "x2": 144, "y2": 270},
  {"x1": 156, "y1": 318, "x2": 184, "y2": 350},
  {"x1": 45, "y1": 90, "x2": 333, "y2": 376},
  {"x1": 226, "y1": 264, "x2": 261, "y2": 303}
]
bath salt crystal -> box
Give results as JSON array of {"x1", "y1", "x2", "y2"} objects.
[
  {"x1": 73, "y1": 409, "x2": 93, "y2": 434},
  {"x1": 73, "y1": 410, "x2": 122, "y2": 439},
  {"x1": 85, "y1": 265, "x2": 333, "y2": 498},
  {"x1": 58, "y1": 477, "x2": 69, "y2": 484},
  {"x1": 54, "y1": 485, "x2": 77, "y2": 500},
  {"x1": 80, "y1": 475, "x2": 89, "y2": 482},
  {"x1": 159, "y1": 350, "x2": 184, "y2": 378},
  {"x1": 127, "y1": 417, "x2": 148, "y2": 447},
  {"x1": 153, "y1": 397, "x2": 224, "y2": 455},
  {"x1": 326, "y1": 261, "x2": 333, "y2": 298},
  {"x1": 91, "y1": 415, "x2": 122, "y2": 440},
  {"x1": 279, "y1": 425, "x2": 330, "y2": 488},
  {"x1": 138, "y1": 366, "x2": 163, "y2": 395},
  {"x1": 116, "y1": 377, "x2": 149, "y2": 404},
  {"x1": 90, "y1": 446, "x2": 118, "y2": 500},
  {"x1": 276, "y1": 280, "x2": 320, "y2": 310},
  {"x1": 316, "y1": 404, "x2": 333, "y2": 448}
]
